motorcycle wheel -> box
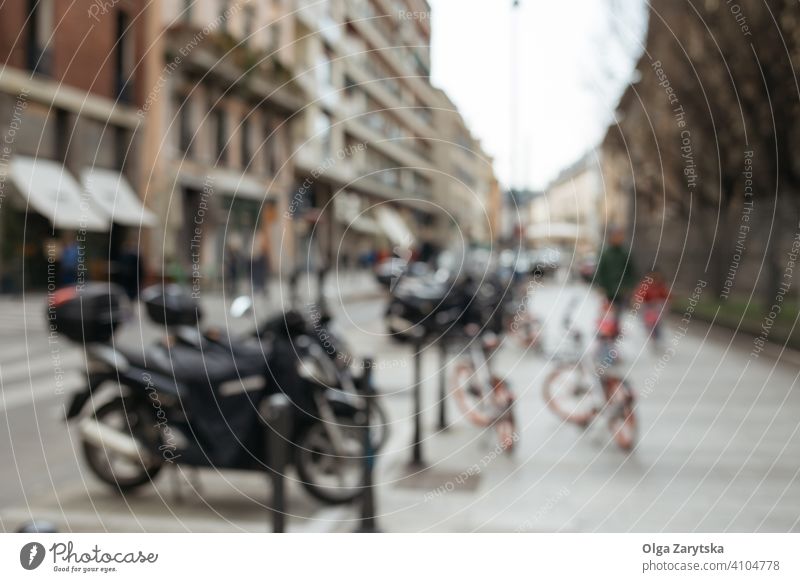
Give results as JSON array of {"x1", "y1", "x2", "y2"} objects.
[
  {"x1": 81, "y1": 396, "x2": 163, "y2": 493},
  {"x1": 295, "y1": 415, "x2": 365, "y2": 504}
]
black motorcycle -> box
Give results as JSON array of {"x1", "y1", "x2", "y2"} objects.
[
  {"x1": 196, "y1": 290, "x2": 390, "y2": 452},
  {"x1": 54, "y1": 284, "x2": 367, "y2": 505},
  {"x1": 385, "y1": 267, "x2": 510, "y2": 343}
]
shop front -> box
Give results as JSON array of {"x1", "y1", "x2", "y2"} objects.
[
  {"x1": 1, "y1": 156, "x2": 108, "y2": 292},
  {"x1": 172, "y1": 169, "x2": 279, "y2": 294}
]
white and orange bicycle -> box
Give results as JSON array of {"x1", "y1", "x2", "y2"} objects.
[
  {"x1": 450, "y1": 323, "x2": 517, "y2": 452},
  {"x1": 542, "y1": 298, "x2": 637, "y2": 451}
]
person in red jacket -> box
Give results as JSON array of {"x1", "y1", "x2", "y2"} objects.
[{"x1": 633, "y1": 270, "x2": 670, "y2": 344}]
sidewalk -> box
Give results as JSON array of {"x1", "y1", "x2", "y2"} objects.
[
  {"x1": 0, "y1": 270, "x2": 386, "y2": 533},
  {"x1": 339, "y1": 282, "x2": 800, "y2": 532},
  {"x1": 4, "y1": 279, "x2": 800, "y2": 532}
]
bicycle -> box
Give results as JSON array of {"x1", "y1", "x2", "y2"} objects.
[
  {"x1": 541, "y1": 298, "x2": 637, "y2": 451},
  {"x1": 450, "y1": 323, "x2": 517, "y2": 452}
]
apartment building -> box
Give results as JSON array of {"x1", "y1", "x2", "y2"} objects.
[
  {"x1": 141, "y1": 0, "x2": 302, "y2": 287},
  {"x1": 0, "y1": 0, "x2": 498, "y2": 292},
  {"x1": 0, "y1": 0, "x2": 153, "y2": 292},
  {"x1": 431, "y1": 88, "x2": 499, "y2": 245},
  {"x1": 286, "y1": 0, "x2": 501, "y2": 264},
  {"x1": 530, "y1": 153, "x2": 604, "y2": 253},
  {"x1": 286, "y1": 0, "x2": 488, "y2": 268}
]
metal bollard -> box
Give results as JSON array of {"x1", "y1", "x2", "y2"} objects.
[
  {"x1": 263, "y1": 393, "x2": 293, "y2": 533},
  {"x1": 289, "y1": 269, "x2": 300, "y2": 308},
  {"x1": 316, "y1": 266, "x2": 328, "y2": 311},
  {"x1": 355, "y1": 357, "x2": 380, "y2": 532},
  {"x1": 410, "y1": 339, "x2": 425, "y2": 467},
  {"x1": 438, "y1": 340, "x2": 448, "y2": 430}
]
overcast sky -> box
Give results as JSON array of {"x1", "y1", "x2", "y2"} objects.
[{"x1": 428, "y1": 0, "x2": 648, "y2": 190}]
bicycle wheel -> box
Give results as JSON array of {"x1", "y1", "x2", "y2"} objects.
[
  {"x1": 606, "y1": 378, "x2": 637, "y2": 451},
  {"x1": 451, "y1": 360, "x2": 493, "y2": 427},
  {"x1": 542, "y1": 364, "x2": 597, "y2": 426}
]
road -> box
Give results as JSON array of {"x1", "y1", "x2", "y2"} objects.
[{"x1": 1, "y1": 274, "x2": 799, "y2": 532}]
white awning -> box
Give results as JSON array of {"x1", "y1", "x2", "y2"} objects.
[
  {"x1": 81, "y1": 167, "x2": 157, "y2": 227},
  {"x1": 347, "y1": 214, "x2": 382, "y2": 235},
  {"x1": 334, "y1": 191, "x2": 381, "y2": 236},
  {"x1": 8, "y1": 156, "x2": 108, "y2": 231},
  {"x1": 375, "y1": 206, "x2": 415, "y2": 250}
]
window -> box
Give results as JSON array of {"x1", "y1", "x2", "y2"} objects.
[
  {"x1": 264, "y1": 115, "x2": 282, "y2": 176},
  {"x1": 240, "y1": 116, "x2": 251, "y2": 169},
  {"x1": 243, "y1": 5, "x2": 255, "y2": 40},
  {"x1": 219, "y1": 0, "x2": 230, "y2": 31},
  {"x1": 55, "y1": 109, "x2": 69, "y2": 162},
  {"x1": 114, "y1": 127, "x2": 129, "y2": 170},
  {"x1": 214, "y1": 107, "x2": 228, "y2": 163},
  {"x1": 115, "y1": 10, "x2": 135, "y2": 102},
  {"x1": 344, "y1": 75, "x2": 357, "y2": 96},
  {"x1": 175, "y1": 95, "x2": 193, "y2": 155},
  {"x1": 182, "y1": 0, "x2": 193, "y2": 22},
  {"x1": 313, "y1": 111, "x2": 332, "y2": 157},
  {"x1": 316, "y1": 45, "x2": 334, "y2": 91},
  {"x1": 26, "y1": 0, "x2": 54, "y2": 75}
]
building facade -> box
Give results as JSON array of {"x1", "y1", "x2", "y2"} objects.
[
  {"x1": 430, "y1": 88, "x2": 498, "y2": 245},
  {"x1": 285, "y1": 0, "x2": 499, "y2": 268},
  {"x1": 0, "y1": 0, "x2": 153, "y2": 292},
  {"x1": 530, "y1": 153, "x2": 604, "y2": 253},
  {"x1": 143, "y1": 0, "x2": 499, "y2": 283},
  {"x1": 0, "y1": 0, "x2": 499, "y2": 292},
  {"x1": 140, "y1": 0, "x2": 302, "y2": 291}
]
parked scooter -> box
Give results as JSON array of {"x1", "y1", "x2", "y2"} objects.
[
  {"x1": 385, "y1": 264, "x2": 510, "y2": 343},
  {"x1": 221, "y1": 293, "x2": 391, "y2": 452},
  {"x1": 54, "y1": 283, "x2": 367, "y2": 505}
]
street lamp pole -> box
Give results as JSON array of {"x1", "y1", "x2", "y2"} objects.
[
  {"x1": 510, "y1": 0, "x2": 520, "y2": 193},
  {"x1": 510, "y1": 0, "x2": 529, "y2": 247}
]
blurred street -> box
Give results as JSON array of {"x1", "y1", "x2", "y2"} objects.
[
  {"x1": 3, "y1": 274, "x2": 800, "y2": 532},
  {"x1": 1, "y1": 0, "x2": 800, "y2": 542}
]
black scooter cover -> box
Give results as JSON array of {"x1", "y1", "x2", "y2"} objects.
[{"x1": 165, "y1": 342, "x2": 269, "y2": 468}]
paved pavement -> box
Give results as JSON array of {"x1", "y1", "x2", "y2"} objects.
[
  {"x1": 359, "y1": 283, "x2": 800, "y2": 532},
  {"x1": 1, "y1": 273, "x2": 799, "y2": 532}
]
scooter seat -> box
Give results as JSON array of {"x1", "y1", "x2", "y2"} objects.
[{"x1": 119, "y1": 342, "x2": 264, "y2": 388}]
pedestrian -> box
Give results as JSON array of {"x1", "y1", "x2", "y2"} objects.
[
  {"x1": 633, "y1": 270, "x2": 670, "y2": 346},
  {"x1": 225, "y1": 233, "x2": 244, "y2": 295},
  {"x1": 59, "y1": 235, "x2": 79, "y2": 286},
  {"x1": 595, "y1": 227, "x2": 636, "y2": 328},
  {"x1": 116, "y1": 236, "x2": 144, "y2": 299},
  {"x1": 250, "y1": 232, "x2": 269, "y2": 297}
]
